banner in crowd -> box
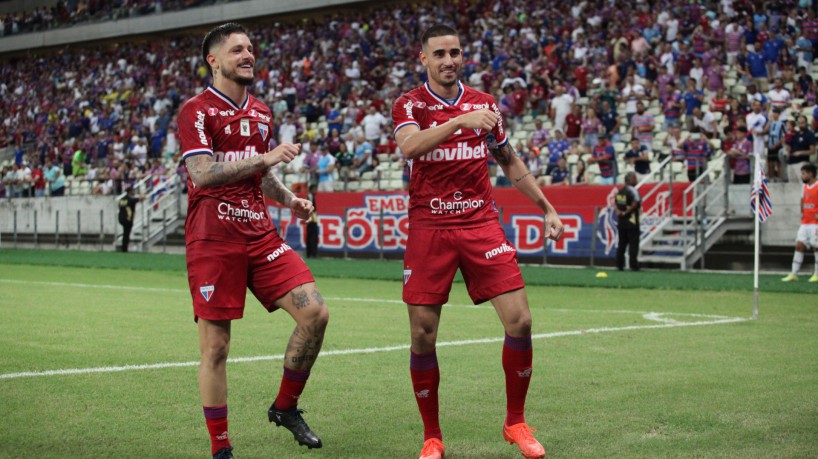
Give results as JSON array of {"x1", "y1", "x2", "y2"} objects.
[{"x1": 266, "y1": 184, "x2": 691, "y2": 259}]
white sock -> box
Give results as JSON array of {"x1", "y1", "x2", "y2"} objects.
[
  {"x1": 792, "y1": 251, "x2": 804, "y2": 275},
  {"x1": 814, "y1": 253, "x2": 818, "y2": 276}
]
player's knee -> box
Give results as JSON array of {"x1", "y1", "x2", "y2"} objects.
[
  {"x1": 300, "y1": 303, "x2": 329, "y2": 332},
  {"x1": 506, "y1": 314, "x2": 532, "y2": 337},
  {"x1": 410, "y1": 323, "x2": 437, "y2": 346},
  {"x1": 201, "y1": 341, "x2": 229, "y2": 366}
]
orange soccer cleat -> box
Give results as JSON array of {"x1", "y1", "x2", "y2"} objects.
[
  {"x1": 418, "y1": 437, "x2": 446, "y2": 459},
  {"x1": 503, "y1": 422, "x2": 546, "y2": 459}
]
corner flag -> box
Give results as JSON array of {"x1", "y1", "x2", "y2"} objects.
[{"x1": 750, "y1": 169, "x2": 772, "y2": 222}]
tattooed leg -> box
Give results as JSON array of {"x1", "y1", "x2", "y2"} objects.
[{"x1": 277, "y1": 283, "x2": 329, "y2": 372}]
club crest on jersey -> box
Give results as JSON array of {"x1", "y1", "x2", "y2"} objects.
[
  {"x1": 258, "y1": 122, "x2": 269, "y2": 141},
  {"x1": 240, "y1": 118, "x2": 250, "y2": 137},
  {"x1": 199, "y1": 285, "x2": 215, "y2": 302},
  {"x1": 474, "y1": 128, "x2": 482, "y2": 136},
  {"x1": 403, "y1": 269, "x2": 412, "y2": 285}
]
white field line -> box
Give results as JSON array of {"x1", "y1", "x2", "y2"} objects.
[{"x1": 0, "y1": 278, "x2": 751, "y2": 380}]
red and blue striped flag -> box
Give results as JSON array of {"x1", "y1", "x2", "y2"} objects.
[{"x1": 750, "y1": 169, "x2": 772, "y2": 222}]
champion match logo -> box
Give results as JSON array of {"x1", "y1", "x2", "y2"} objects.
[
  {"x1": 199, "y1": 285, "x2": 215, "y2": 302},
  {"x1": 403, "y1": 269, "x2": 412, "y2": 285}
]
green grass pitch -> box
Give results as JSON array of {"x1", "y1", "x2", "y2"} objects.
[{"x1": 0, "y1": 249, "x2": 816, "y2": 458}]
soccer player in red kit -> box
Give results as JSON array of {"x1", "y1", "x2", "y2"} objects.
[
  {"x1": 178, "y1": 23, "x2": 329, "y2": 459},
  {"x1": 392, "y1": 25, "x2": 564, "y2": 459}
]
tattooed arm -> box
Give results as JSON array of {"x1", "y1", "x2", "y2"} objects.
[
  {"x1": 395, "y1": 109, "x2": 498, "y2": 159},
  {"x1": 184, "y1": 142, "x2": 301, "y2": 188},
  {"x1": 261, "y1": 168, "x2": 314, "y2": 219},
  {"x1": 490, "y1": 141, "x2": 565, "y2": 241}
]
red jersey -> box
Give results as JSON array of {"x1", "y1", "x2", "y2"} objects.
[
  {"x1": 178, "y1": 86, "x2": 276, "y2": 243},
  {"x1": 392, "y1": 81, "x2": 508, "y2": 230},
  {"x1": 803, "y1": 181, "x2": 818, "y2": 225}
]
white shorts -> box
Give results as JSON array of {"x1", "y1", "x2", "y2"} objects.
[{"x1": 796, "y1": 224, "x2": 818, "y2": 249}]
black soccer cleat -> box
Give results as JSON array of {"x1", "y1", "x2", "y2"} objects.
[
  {"x1": 213, "y1": 446, "x2": 234, "y2": 459},
  {"x1": 267, "y1": 404, "x2": 323, "y2": 449}
]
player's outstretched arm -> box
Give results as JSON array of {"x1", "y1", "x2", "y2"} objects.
[
  {"x1": 396, "y1": 109, "x2": 498, "y2": 159},
  {"x1": 491, "y1": 142, "x2": 564, "y2": 241},
  {"x1": 185, "y1": 143, "x2": 300, "y2": 188}
]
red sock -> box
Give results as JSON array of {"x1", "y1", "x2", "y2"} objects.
[
  {"x1": 203, "y1": 405, "x2": 230, "y2": 455},
  {"x1": 410, "y1": 350, "x2": 441, "y2": 441},
  {"x1": 503, "y1": 334, "x2": 533, "y2": 426},
  {"x1": 274, "y1": 367, "x2": 310, "y2": 411}
]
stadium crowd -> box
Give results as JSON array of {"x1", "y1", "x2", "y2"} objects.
[
  {"x1": 1, "y1": 0, "x2": 215, "y2": 37},
  {"x1": 3, "y1": 0, "x2": 818, "y2": 199}
]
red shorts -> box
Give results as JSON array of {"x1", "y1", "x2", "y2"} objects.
[
  {"x1": 403, "y1": 224, "x2": 524, "y2": 305},
  {"x1": 186, "y1": 232, "x2": 314, "y2": 321}
]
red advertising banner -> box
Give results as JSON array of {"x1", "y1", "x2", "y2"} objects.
[{"x1": 266, "y1": 183, "x2": 691, "y2": 259}]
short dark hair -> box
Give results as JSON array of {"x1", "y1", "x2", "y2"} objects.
[
  {"x1": 802, "y1": 162, "x2": 817, "y2": 176},
  {"x1": 202, "y1": 22, "x2": 248, "y2": 76},
  {"x1": 421, "y1": 24, "x2": 458, "y2": 47}
]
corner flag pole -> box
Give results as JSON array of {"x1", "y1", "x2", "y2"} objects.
[{"x1": 752, "y1": 156, "x2": 760, "y2": 320}]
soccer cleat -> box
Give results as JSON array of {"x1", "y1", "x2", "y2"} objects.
[
  {"x1": 268, "y1": 404, "x2": 322, "y2": 449},
  {"x1": 503, "y1": 423, "x2": 546, "y2": 459},
  {"x1": 212, "y1": 447, "x2": 233, "y2": 459},
  {"x1": 418, "y1": 437, "x2": 445, "y2": 459},
  {"x1": 809, "y1": 274, "x2": 818, "y2": 283},
  {"x1": 781, "y1": 274, "x2": 798, "y2": 282}
]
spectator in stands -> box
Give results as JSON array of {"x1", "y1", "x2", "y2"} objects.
[
  {"x1": 564, "y1": 104, "x2": 583, "y2": 144},
  {"x1": 527, "y1": 118, "x2": 549, "y2": 151},
  {"x1": 785, "y1": 115, "x2": 816, "y2": 183},
  {"x1": 727, "y1": 126, "x2": 753, "y2": 184},
  {"x1": 71, "y1": 148, "x2": 87, "y2": 178},
  {"x1": 767, "y1": 77, "x2": 792, "y2": 111},
  {"x1": 550, "y1": 157, "x2": 570, "y2": 186},
  {"x1": 3, "y1": 164, "x2": 19, "y2": 198},
  {"x1": 661, "y1": 81, "x2": 682, "y2": 131},
  {"x1": 545, "y1": 129, "x2": 570, "y2": 176},
  {"x1": 679, "y1": 127, "x2": 713, "y2": 182},
  {"x1": 279, "y1": 113, "x2": 298, "y2": 145},
  {"x1": 692, "y1": 107, "x2": 719, "y2": 140},
  {"x1": 621, "y1": 74, "x2": 646, "y2": 124},
  {"x1": 746, "y1": 99, "x2": 769, "y2": 163},
  {"x1": 682, "y1": 79, "x2": 705, "y2": 130},
  {"x1": 746, "y1": 45, "x2": 769, "y2": 91},
  {"x1": 573, "y1": 158, "x2": 588, "y2": 185},
  {"x1": 624, "y1": 138, "x2": 651, "y2": 182},
  {"x1": 362, "y1": 105, "x2": 387, "y2": 145},
  {"x1": 587, "y1": 132, "x2": 617, "y2": 185},
  {"x1": 31, "y1": 163, "x2": 45, "y2": 197},
  {"x1": 581, "y1": 107, "x2": 602, "y2": 151},
  {"x1": 598, "y1": 100, "x2": 621, "y2": 144},
  {"x1": 767, "y1": 108, "x2": 787, "y2": 181},
  {"x1": 549, "y1": 84, "x2": 573, "y2": 133},
  {"x1": 352, "y1": 135, "x2": 374, "y2": 178},
  {"x1": 315, "y1": 148, "x2": 336, "y2": 192},
  {"x1": 631, "y1": 101, "x2": 654, "y2": 151},
  {"x1": 43, "y1": 158, "x2": 64, "y2": 197}
]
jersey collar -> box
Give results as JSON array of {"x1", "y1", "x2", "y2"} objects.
[
  {"x1": 423, "y1": 80, "x2": 464, "y2": 106},
  {"x1": 207, "y1": 85, "x2": 249, "y2": 110}
]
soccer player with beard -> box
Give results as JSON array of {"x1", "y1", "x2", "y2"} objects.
[
  {"x1": 392, "y1": 25, "x2": 564, "y2": 459},
  {"x1": 781, "y1": 162, "x2": 818, "y2": 283},
  {"x1": 178, "y1": 23, "x2": 329, "y2": 459}
]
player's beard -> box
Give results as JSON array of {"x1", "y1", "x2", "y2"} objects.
[{"x1": 222, "y1": 65, "x2": 254, "y2": 87}]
